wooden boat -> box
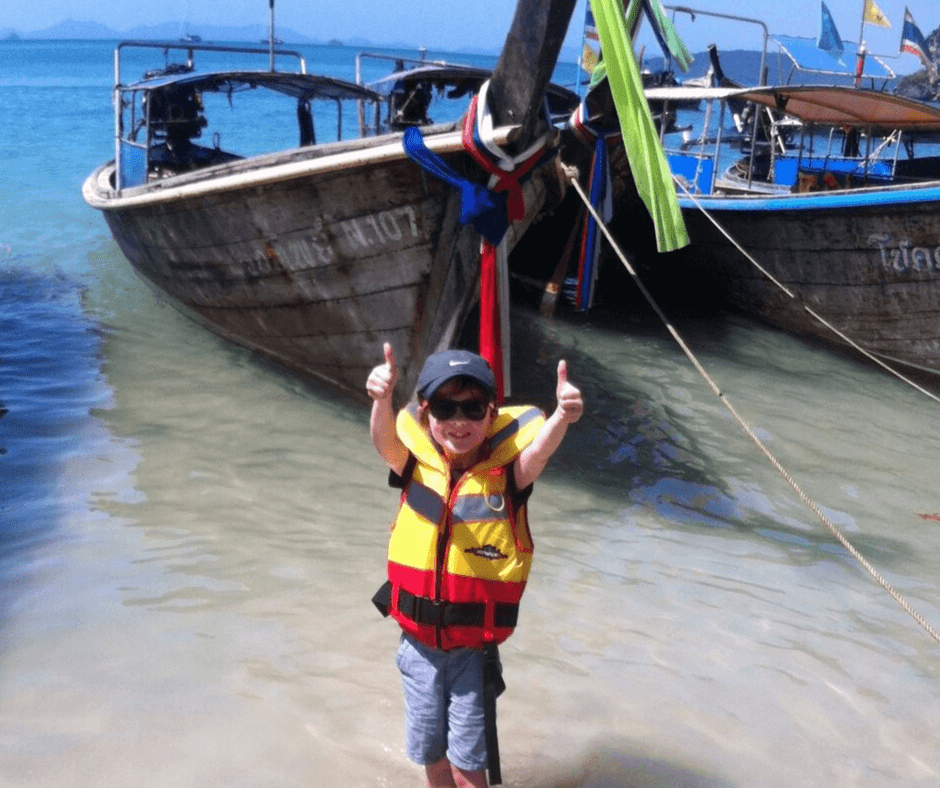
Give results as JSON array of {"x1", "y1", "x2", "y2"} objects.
[
  {"x1": 547, "y1": 4, "x2": 940, "y2": 375},
  {"x1": 616, "y1": 82, "x2": 940, "y2": 374},
  {"x1": 83, "y1": 1, "x2": 578, "y2": 400}
]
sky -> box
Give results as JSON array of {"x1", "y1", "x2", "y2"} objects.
[{"x1": 4, "y1": 0, "x2": 938, "y2": 74}]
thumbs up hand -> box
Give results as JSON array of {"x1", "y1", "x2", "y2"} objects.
[
  {"x1": 366, "y1": 342, "x2": 399, "y2": 401},
  {"x1": 555, "y1": 360, "x2": 583, "y2": 424}
]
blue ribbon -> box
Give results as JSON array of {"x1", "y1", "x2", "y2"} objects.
[
  {"x1": 402, "y1": 126, "x2": 510, "y2": 245},
  {"x1": 577, "y1": 133, "x2": 608, "y2": 312}
]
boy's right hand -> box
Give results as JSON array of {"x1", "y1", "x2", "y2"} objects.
[{"x1": 366, "y1": 342, "x2": 398, "y2": 401}]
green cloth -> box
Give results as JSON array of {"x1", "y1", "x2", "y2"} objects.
[
  {"x1": 644, "y1": 0, "x2": 694, "y2": 72},
  {"x1": 589, "y1": 0, "x2": 689, "y2": 252}
]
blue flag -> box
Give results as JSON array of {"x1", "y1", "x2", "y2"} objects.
[{"x1": 817, "y1": 1, "x2": 845, "y2": 64}]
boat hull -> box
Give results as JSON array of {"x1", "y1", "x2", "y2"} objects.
[
  {"x1": 84, "y1": 133, "x2": 557, "y2": 399},
  {"x1": 667, "y1": 184, "x2": 940, "y2": 372}
]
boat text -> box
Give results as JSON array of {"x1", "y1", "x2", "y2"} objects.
[
  {"x1": 868, "y1": 234, "x2": 940, "y2": 274},
  {"x1": 339, "y1": 206, "x2": 420, "y2": 251},
  {"x1": 273, "y1": 206, "x2": 421, "y2": 272}
]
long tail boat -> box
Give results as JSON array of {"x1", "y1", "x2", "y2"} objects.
[{"x1": 83, "y1": 1, "x2": 577, "y2": 399}]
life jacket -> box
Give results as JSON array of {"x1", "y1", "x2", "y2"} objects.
[{"x1": 386, "y1": 403, "x2": 546, "y2": 650}]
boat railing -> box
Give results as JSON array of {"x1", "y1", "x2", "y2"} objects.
[
  {"x1": 653, "y1": 88, "x2": 914, "y2": 196},
  {"x1": 114, "y1": 40, "x2": 308, "y2": 85},
  {"x1": 354, "y1": 49, "x2": 459, "y2": 136},
  {"x1": 112, "y1": 41, "x2": 312, "y2": 193},
  {"x1": 663, "y1": 5, "x2": 769, "y2": 87},
  {"x1": 662, "y1": 6, "x2": 769, "y2": 186}
]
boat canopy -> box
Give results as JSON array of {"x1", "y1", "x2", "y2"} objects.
[
  {"x1": 645, "y1": 85, "x2": 940, "y2": 131},
  {"x1": 366, "y1": 64, "x2": 493, "y2": 95},
  {"x1": 740, "y1": 85, "x2": 940, "y2": 131},
  {"x1": 366, "y1": 63, "x2": 579, "y2": 116},
  {"x1": 771, "y1": 35, "x2": 895, "y2": 80},
  {"x1": 127, "y1": 70, "x2": 384, "y2": 103}
]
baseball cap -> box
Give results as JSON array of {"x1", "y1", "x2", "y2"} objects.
[{"x1": 417, "y1": 350, "x2": 496, "y2": 401}]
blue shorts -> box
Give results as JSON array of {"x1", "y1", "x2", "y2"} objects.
[{"x1": 396, "y1": 633, "x2": 496, "y2": 772}]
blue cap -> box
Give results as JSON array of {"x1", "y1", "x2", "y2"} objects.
[{"x1": 417, "y1": 350, "x2": 496, "y2": 400}]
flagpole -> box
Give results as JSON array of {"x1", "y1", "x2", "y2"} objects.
[
  {"x1": 576, "y1": 0, "x2": 588, "y2": 96},
  {"x1": 855, "y1": 0, "x2": 866, "y2": 87}
]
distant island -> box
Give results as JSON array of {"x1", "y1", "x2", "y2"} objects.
[
  {"x1": 8, "y1": 16, "x2": 938, "y2": 94},
  {"x1": 0, "y1": 18, "x2": 515, "y2": 58}
]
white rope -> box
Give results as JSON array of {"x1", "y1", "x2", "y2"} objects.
[{"x1": 563, "y1": 164, "x2": 940, "y2": 646}]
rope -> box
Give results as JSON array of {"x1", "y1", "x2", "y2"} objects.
[
  {"x1": 562, "y1": 164, "x2": 940, "y2": 646},
  {"x1": 673, "y1": 179, "x2": 940, "y2": 405}
]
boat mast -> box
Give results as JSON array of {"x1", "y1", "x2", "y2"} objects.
[
  {"x1": 855, "y1": 5, "x2": 866, "y2": 88},
  {"x1": 268, "y1": 0, "x2": 275, "y2": 72},
  {"x1": 486, "y1": 0, "x2": 577, "y2": 149}
]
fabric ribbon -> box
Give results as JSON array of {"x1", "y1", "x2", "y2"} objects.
[
  {"x1": 589, "y1": 0, "x2": 689, "y2": 252},
  {"x1": 402, "y1": 84, "x2": 555, "y2": 401},
  {"x1": 401, "y1": 126, "x2": 510, "y2": 246},
  {"x1": 569, "y1": 101, "x2": 616, "y2": 312}
]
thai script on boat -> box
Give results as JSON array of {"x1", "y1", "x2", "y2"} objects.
[{"x1": 868, "y1": 233, "x2": 940, "y2": 273}]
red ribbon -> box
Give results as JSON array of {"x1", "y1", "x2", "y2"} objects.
[
  {"x1": 478, "y1": 239, "x2": 504, "y2": 401},
  {"x1": 461, "y1": 94, "x2": 549, "y2": 402}
]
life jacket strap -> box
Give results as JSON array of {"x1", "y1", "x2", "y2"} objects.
[
  {"x1": 396, "y1": 589, "x2": 519, "y2": 629},
  {"x1": 482, "y1": 642, "x2": 503, "y2": 785}
]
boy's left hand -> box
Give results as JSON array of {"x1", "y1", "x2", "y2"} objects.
[{"x1": 555, "y1": 360, "x2": 583, "y2": 424}]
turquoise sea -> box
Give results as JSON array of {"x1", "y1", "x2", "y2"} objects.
[{"x1": 2, "y1": 38, "x2": 940, "y2": 787}]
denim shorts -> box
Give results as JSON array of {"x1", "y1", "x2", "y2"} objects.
[{"x1": 395, "y1": 633, "x2": 492, "y2": 772}]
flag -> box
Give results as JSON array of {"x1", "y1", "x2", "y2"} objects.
[
  {"x1": 580, "y1": 5, "x2": 601, "y2": 75},
  {"x1": 863, "y1": 0, "x2": 891, "y2": 29},
  {"x1": 817, "y1": 1, "x2": 845, "y2": 63},
  {"x1": 581, "y1": 42, "x2": 600, "y2": 74},
  {"x1": 900, "y1": 7, "x2": 930, "y2": 65}
]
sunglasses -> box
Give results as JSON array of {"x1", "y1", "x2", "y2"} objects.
[{"x1": 428, "y1": 397, "x2": 491, "y2": 422}]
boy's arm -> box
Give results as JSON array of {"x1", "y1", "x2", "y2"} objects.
[
  {"x1": 514, "y1": 360, "x2": 583, "y2": 489},
  {"x1": 367, "y1": 343, "x2": 409, "y2": 476}
]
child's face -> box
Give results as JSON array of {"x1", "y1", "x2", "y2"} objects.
[{"x1": 425, "y1": 379, "x2": 494, "y2": 464}]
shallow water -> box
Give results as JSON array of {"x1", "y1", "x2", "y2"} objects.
[{"x1": 3, "y1": 39, "x2": 940, "y2": 788}]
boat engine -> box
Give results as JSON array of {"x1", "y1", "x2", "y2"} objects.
[{"x1": 145, "y1": 84, "x2": 208, "y2": 145}]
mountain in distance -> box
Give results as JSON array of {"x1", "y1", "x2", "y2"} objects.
[
  {"x1": 0, "y1": 18, "x2": 527, "y2": 56},
  {"x1": 649, "y1": 34, "x2": 940, "y2": 102},
  {"x1": 0, "y1": 19, "x2": 320, "y2": 44},
  {"x1": 0, "y1": 17, "x2": 580, "y2": 59}
]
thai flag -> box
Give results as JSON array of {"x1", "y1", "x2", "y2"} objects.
[{"x1": 900, "y1": 7, "x2": 930, "y2": 65}]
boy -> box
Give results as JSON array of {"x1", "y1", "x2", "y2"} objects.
[{"x1": 367, "y1": 343, "x2": 583, "y2": 788}]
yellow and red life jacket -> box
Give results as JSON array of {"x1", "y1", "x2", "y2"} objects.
[{"x1": 386, "y1": 403, "x2": 546, "y2": 650}]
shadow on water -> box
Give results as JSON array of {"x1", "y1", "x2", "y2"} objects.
[
  {"x1": 497, "y1": 298, "x2": 931, "y2": 576},
  {"x1": 0, "y1": 268, "x2": 110, "y2": 630},
  {"x1": 522, "y1": 740, "x2": 740, "y2": 788}
]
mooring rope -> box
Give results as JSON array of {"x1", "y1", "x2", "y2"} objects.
[
  {"x1": 562, "y1": 164, "x2": 940, "y2": 646},
  {"x1": 673, "y1": 179, "x2": 940, "y2": 405}
]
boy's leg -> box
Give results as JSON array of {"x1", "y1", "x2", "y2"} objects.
[
  {"x1": 398, "y1": 636, "x2": 450, "y2": 773},
  {"x1": 444, "y1": 648, "x2": 490, "y2": 784},
  {"x1": 423, "y1": 757, "x2": 488, "y2": 788},
  {"x1": 425, "y1": 757, "x2": 457, "y2": 787},
  {"x1": 449, "y1": 763, "x2": 488, "y2": 788}
]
